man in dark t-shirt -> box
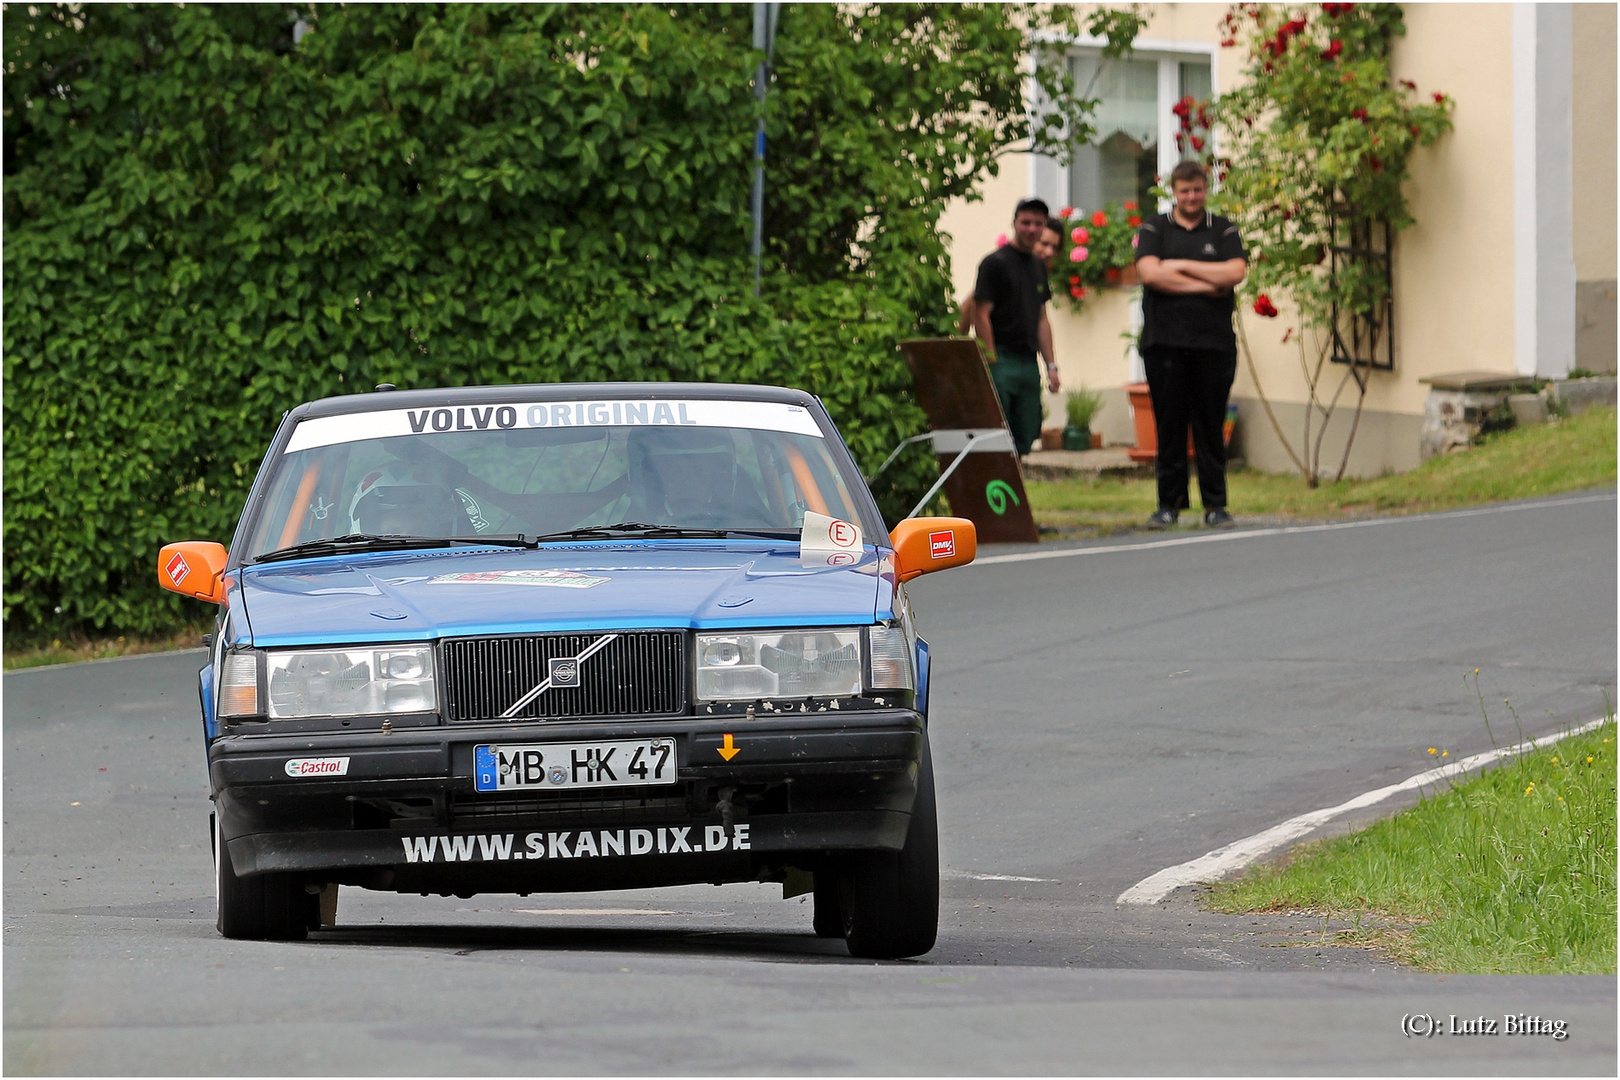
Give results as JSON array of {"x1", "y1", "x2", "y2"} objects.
[
  {"x1": 1134, "y1": 161, "x2": 1248, "y2": 528},
  {"x1": 972, "y1": 197, "x2": 1061, "y2": 456}
]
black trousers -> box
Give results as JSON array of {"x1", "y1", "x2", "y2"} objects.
[{"x1": 1142, "y1": 344, "x2": 1237, "y2": 512}]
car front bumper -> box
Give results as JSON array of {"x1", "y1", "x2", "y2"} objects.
[{"x1": 210, "y1": 711, "x2": 924, "y2": 892}]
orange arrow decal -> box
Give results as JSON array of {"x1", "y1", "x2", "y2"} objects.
[{"x1": 717, "y1": 733, "x2": 741, "y2": 761}]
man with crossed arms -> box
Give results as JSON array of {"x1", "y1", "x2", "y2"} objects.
[{"x1": 1134, "y1": 160, "x2": 1248, "y2": 529}]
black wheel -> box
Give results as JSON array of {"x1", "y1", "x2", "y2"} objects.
[
  {"x1": 811, "y1": 871, "x2": 843, "y2": 938},
  {"x1": 216, "y1": 813, "x2": 308, "y2": 941},
  {"x1": 839, "y1": 734, "x2": 939, "y2": 960}
]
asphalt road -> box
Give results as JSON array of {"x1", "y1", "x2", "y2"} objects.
[{"x1": 5, "y1": 492, "x2": 1615, "y2": 1074}]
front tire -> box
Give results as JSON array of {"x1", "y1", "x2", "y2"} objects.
[
  {"x1": 839, "y1": 735, "x2": 939, "y2": 959},
  {"x1": 216, "y1": 812, "x2": 308, "y2": 941}
]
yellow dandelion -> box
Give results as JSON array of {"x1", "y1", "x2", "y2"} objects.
[
  {"x1": 1587, "y1": 756, "x2": 1595, "y2": 764},
  {"x1": 1558, "y1": 796, "x2": 1564, "y2": 802},
  {"x1": 1427, "y1": 747, "x2": 1438, "y2": 756},
  {"x1": 1551, "y1": 757, "x2": 1559, "y2": 764},
  {"x1": 1524, "y1": 783, "x2": 1535, "y2": 794},
  {"x1": 1442, "y1": 751, "x2": 1449, "y2": 757},
  {"x1": 1474, "y1": 668, "x2": 1480, "y2": 674}
]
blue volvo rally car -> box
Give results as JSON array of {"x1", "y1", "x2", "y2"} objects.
[{"x1": 158, "y1": 382, "x2": 975, "y2": 958}]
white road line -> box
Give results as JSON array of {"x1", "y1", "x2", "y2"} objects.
[
  {"x1": 975, "y1": 492, "x2": 1616, "y2": 568},
  {"x1": 943, "y1": 869, "x2": 1058, "y2": 882},
  {"x1": 1116, "y1": 717, "x2": 1611, "y2": 906}
]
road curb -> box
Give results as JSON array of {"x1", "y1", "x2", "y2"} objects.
[{"x1": 1116, "y1": 716, "x2": 1611, "y2": 905}]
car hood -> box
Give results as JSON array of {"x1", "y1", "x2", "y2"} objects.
[{"x1": 236, "y1": 541, "x2": 889, "y2": 647}]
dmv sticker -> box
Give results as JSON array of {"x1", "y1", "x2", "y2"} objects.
[
  {"x1": 427, "y1": 570, "x2": 608, "y2": 589},
  {"x1": 165, "y1": 551, "x2": 191, "y2": 587},
  {"x1": 928, "y1": 531, "x2": 955, "y2": 559}
]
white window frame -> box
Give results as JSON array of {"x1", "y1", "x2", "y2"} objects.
[{"x1": 1029, "y1": 36, "x2": 1219, "y2": 213}]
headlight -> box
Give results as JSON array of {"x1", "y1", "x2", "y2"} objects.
[
  {"x1": 694, "y1": 629, "x2": 862, "y2": 702},
  {"x1": 263, "y1": 646, "x2": 437, "y2": 719}
]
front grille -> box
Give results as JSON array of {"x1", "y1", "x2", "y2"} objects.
[{"x1": 441, "y1": 631, "x2": 687, "y2": 722}]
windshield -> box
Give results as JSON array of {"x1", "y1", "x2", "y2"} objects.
[{"x1": 242, "y1": 397, "x2": 866, "y2": 560}]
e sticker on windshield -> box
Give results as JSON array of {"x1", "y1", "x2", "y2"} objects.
[
  {"x1": 428, "y1": 570, "x2": 609, "y2": 589},
  {"x1": 284, "y1": 400, "x2": 823, "y2": 453}
]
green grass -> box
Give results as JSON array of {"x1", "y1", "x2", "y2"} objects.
[
  {"x1": 1029, "y1": 406, "x2": 1616, "y2": 534},
  {"x1": 1207, "y1": 712, "x2": 1618, "y2": 974},
  {"x1": 2, "y1": 623, "x2": 212, "y2": 671}
]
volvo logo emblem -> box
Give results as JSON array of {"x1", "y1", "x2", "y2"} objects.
[
  {"x1": 549, "y1": 657, "x2": 580, "y2": 687},
  {"x1": 499, "y1": 634, "x2": 619, "y2": 719}
]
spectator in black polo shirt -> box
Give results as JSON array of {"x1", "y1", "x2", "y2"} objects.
[
  {"x1": 1134, "y1": 161, "x2": 1248, "y2": 529},
  {"x1": 971, "y1": 197, "x2": 1062, "y2": 456}
]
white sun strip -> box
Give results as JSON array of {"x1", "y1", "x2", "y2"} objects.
[
  {"x1": 284, "y1": 399, "x2": 824, "y2": 453},
  {"x1": 1116, "y1": 717, "x2": 1610, "y2": 906},
  {"x1": 973, "y1": 492, "x2": 1617, "y2": 568}
]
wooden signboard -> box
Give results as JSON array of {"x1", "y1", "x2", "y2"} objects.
[{"x1": 896, "y1": 338, "x2": 1039, "y2": 544}]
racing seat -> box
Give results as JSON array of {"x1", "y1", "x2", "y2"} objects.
[{"x1": 627, "y1": 427, "x2": 770, "y2": 527}]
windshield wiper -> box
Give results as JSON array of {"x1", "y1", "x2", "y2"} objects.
[
  {"x1": 254, "y1": 533, "x2": 532, "y2": 564},
  {"x1": 532, "y1": 522, "x2": 730, "y2": 542},
  {"x1": 723, "y1": 528, "x2": 803, "y2": 540}
]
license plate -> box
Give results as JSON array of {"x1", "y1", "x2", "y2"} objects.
[{"x1": 473, "y1": 738, "x2": 677, "y2": 793}]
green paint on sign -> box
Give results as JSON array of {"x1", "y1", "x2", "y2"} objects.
[{"x1": 985, "y1": 479, "x2": 1019, "y2": 515}]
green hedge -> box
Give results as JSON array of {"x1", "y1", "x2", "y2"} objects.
[{"x1": 4, "y1": 4, "x2": 1080, "y2": 638}]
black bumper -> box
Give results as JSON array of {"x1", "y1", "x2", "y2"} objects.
[{"x1": 210, "y1": 712, "x2": 923, "y2": 891}]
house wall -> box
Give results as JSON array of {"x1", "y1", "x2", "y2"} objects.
[
  {"x1": 937, "y1": 3, "x2": 1558, "y2": 477},
  {"x1": 1571, "y1": 3, "x2": 1617, "y2": 373}
]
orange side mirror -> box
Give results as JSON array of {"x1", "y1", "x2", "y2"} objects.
[
  {"x1": 157, "y1": 542, "x2": 229, "y2": 604},
  {"x1": 889, "y1": 517, "x2": 976, "y2": 582}
]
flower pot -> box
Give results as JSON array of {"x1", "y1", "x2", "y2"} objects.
[
  {"x1": 1091, "y1": 431, "x2": 1104, "y2": 449},
  {"x1": 1039, "y1": 428, "x2": 1063, "y2": 451},
  {"x1": 1061, "y1": 425, "x2": 1091, "y2": 451},
  {"x1": 1103, "y1": 264, "x2": 1140, "y2": 288},
  {"x1": 1125, "y1": 382, "x2": 1156, "y2": 463}
]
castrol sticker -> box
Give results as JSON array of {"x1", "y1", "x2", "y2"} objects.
[
  {"x1": 928, "y1": 531, "x2": 955, "y2": 559},
  {"x1": 165, "y1": 551, "x2": 191, "y2": 587},
  {"x1": 284, "y1": 757, "x2": 351, "y2": 778}
]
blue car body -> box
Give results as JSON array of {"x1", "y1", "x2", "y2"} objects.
[{"x1": 191, "y1": 383, "x2": 955, "y2": 935}]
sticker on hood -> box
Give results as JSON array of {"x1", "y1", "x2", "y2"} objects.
[
  {"x1": 800, "y1": 510, "x2": 862, "y2": 552},
  {"x1": 799, "y1": 510, "x2": 864, "y2": 568},
  {"x1": 428, "y1": 569, "x2": 609, "y2": 589}
]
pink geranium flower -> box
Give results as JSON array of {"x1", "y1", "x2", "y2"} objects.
[
  {"x1": 1070, "y1": 246, "x2": 1089, "y2": 262},
  {"x1": 1070, "y1": 226, "x2": 1090, "y2": 244}
]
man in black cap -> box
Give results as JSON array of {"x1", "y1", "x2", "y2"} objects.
[
  {"x1": 972, "y1": 196, "x2": 1062, "y2": 457},
  {"x1": 1134, "y1": 161, "x2": 1248, "y2": 529}
]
